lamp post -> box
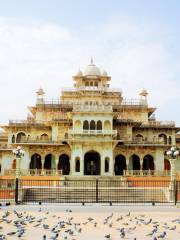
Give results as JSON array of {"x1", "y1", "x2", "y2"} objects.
[
  {"x1": 166, "y1": 146, "x2": 179, "y2": 202},
  {"x1": 12, "y1": 146, "x2": 25, "y2": 178}
]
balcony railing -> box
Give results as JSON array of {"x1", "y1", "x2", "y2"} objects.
[
  {"x1": 121, "y1": 99, "x2": 148, "y2": 106},
  {"x1": 73, "y1": 104, "x2": 112, "y2": 112},
  {"x1": 141, "y1": 121, "x2": 175, "y2": 127},
  {"x1": 4, "y1": 169, "x2": 63, "y2": 176},
  {"x1": 9, "y1": 120, "x2": 46, "y2": 127},
  {"x1": 68, "y1": 129, "x2": 117, "y2": 136},
  {"x1": 62, "y1": 87, "x2": 122, "y2": 93},
  {"x1": 13, "y1": 137, "x2": 68, "y2": 144},
  {"x1": 123, "y1": 170, "x2": 171, "y2": 176}
]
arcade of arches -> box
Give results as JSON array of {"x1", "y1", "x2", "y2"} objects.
[
  {"x1": 27, "y1": 152, "x2": 171, "y2": 175},
  {"x1": 29, "y1": 153, "x2": 70, "y2": 175}
]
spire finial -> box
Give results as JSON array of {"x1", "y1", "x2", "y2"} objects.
[{"x1": 90, "y1": 57, "x2": 94, "y2": 65}]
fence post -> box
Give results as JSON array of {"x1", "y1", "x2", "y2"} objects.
[
  {"x1": 15, "y1": 178, "x2": 19, "y2": 204},
  {"x1": 96, "y1": 179, "x2": 98, "y2": 203}
]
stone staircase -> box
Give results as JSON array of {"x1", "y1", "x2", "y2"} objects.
[{"x1": 20, "y1": 178, "x2": 169, "y2": 204}]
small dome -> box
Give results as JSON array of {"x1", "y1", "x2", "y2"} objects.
[
  {"x1": 84, "y1": 58, "x2": 101, "y2": 76},
  {"x1": 76, "y1": 69, "x2": 83, "y2": 76},
  {"x1": 101, "y1": 69, "x2": 108, "y2": 76},
  {"x1": 139, "y1": 89, "x2": 148, "y2": 97},
  {"x1": 36, "y1": 87, "x2": 44, "y2": 96}
]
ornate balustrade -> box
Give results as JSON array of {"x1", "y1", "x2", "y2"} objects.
[
  {"x1": 73, "y1": 104, "x2": 112, "y2": 112},
  {"x1": 68, "y1": 129, "x2": 117, "y2": 136},
  {"x1": 123, "y1": 170, "x2": 172, "y2": 176},
  {"x1": 122, "y1": 99, "x2": 148, "y2": 106},
  {"x1": 4, "y1": 169, "x2": 63, "y2": 176},
  {"x1": 14, "y1": 137, "x2": 68, "y2": 145},
  {"x1": 141, "y1": 121, "x2": 175, "y2": 127}
]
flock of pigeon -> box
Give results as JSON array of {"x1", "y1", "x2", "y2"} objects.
[{"x1": 0, "y1": 207, "x2": 179, "y2": 239}]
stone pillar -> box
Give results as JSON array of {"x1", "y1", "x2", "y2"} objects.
[
  {"x1": 41, "y1": 154, "x2": 45, "y2": 175},
  {"x1": 125, "y1": 158, "x2": 129, "y2": 176},
  {"x1": 140, "y1": 157, "x2": 143, "y2": 175},
  {"x1": 55, "y1": 154, "x2": 59, "y2": 175},
  {"x1": 80, "y1": 155, "x2": 84, "y2": 175},
  {"x1": 52, "y1": 124, "x2": 58, "y2": 141}
]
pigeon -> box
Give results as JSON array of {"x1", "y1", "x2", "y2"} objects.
[
  {"x1": 158, "y1": 231, "x2": 166, "y2": 238},
  {"x1": 105, "y1": 234, "x2": 111, "y2": 239}
]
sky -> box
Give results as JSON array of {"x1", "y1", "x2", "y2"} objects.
[{"x1": 0, "y1": 0, "x2": 180, "y2": 127}]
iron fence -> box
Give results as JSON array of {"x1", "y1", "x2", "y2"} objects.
[{"x1": 1, "y1": 179, "x2": 180, "y2": 205}]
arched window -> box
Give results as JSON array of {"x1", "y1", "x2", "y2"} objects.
[
  {"x1": 104, "y1": 120, "x2": 111, "y2": 130},
  {"x1": 12, "y1": 135, "x2": 15, "y2": 143},
  {"x1": 16, "y1": 132, "x2": 26, "y2": 143},
  {"x1": 97, "y1": 120, "x2": 102, "y2": 130},
  {"x1": 75, "y1": 157, "x2": 80, "y2": 172},
  {"x1": 168, "y1": 136, "x2": 172, "y2": 145},
  {"x1": 40, "y1": 133, "x2": 49, "y2": 141},
  {"x1": 135, "y1": 134, "x2": 143, "y2": 142},
  {"x1": 83, "y1": 120, "x2": 89, "y2": 130},
  {"x1": 158, "y1": 134, "x2": 167, "y2": 144},
  {"x1": 90, "y1": 120, "x2": 95, "y2": 130},
  {"x1": 74, "y1": 120, "x2": 81, "y2": 130},
  {"x1": 105, "y1": 157, "x2": 109, "y2": 173},
  {"x1": 85, "y1": 81, "x2": 89, "y2": 87}
]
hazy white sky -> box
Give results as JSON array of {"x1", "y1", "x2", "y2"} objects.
[{"x1": 0, "y1": 0, "x2": 180, "y2": 126}]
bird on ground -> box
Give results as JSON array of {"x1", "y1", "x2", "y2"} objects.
[
  {"x1": 158, "y1": 231, "x2": 166, "y2": 238},
  {"x1": 104, "y1": 234, "x2": 111, "y2": 239},
  {"x1": 43, "y1": 234, "x2": 46, "y2": 240}
]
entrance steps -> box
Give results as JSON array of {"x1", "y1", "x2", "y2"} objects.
[
  {"x1": 21, "y1": 187, "x2": 168, "y2": 203},
  {"x1": 64, "y1": 176, "x2": 127, "y2": 181}
]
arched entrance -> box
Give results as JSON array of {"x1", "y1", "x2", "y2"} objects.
[
  {"x1": 30, "y1": 154, "x2": 42, "y2": 169},
  {"x1": 12, "y1": 159, "x2": 16, "y2": 169},
  {"x1": 129, "y1": 154, "x2": 140, "y2": 170},
  {"x1": 164, "y1": 159, "x2": 171, "y2": 171},
  {"x1": 58, "y1": 154, "x2": 70, "y2": 175},
  {"x1": 44, "y1": 154, "x2": 56, "y2": 170},
  {"x1": 84, "y1": 151, "x2": 101, "y2": 175},
  {"x1": 114, "y1": 154, "x2": 126, "y2": 175},
  {"x1": 143, "y1": 155, "x2": 154, "y2": 170}
]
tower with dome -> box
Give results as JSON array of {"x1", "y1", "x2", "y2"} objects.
[{"x1": 0, "y1": 59, "x2": 179, "y2": 178}]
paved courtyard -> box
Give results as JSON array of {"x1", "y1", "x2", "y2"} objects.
[{"x1": 0, "y1": 204, "x2": 180, "y2": 239}]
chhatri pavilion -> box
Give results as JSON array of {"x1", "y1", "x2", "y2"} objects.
[{"x1": 0, "y1": 59, "x2": 179, "y2": 177}]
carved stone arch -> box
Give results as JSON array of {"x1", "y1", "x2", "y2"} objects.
[
  {"x1": 143, "y1": 154, "x2": 155, "y2": 170},
  {"x1": 158, "y1": 133, "x2": 167, "y2": 144},
  {"x1": 16, "y1": 132, "x2": 26, "y2": 143}
]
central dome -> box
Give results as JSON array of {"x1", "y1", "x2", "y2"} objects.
[{"x1": 84, "y1": 59, "x2": 101, "y2": 76}]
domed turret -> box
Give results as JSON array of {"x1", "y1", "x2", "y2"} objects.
[
  {"x1": 36, "y1": 87, "x2": 45, "y2": 104},
  {"x1": 101, "y1": 69, "x2": 108, "y2": 76},
  {"x1": 84, "y1": 58, "x2": 101, "y2": 77},
  {"x1": 76, "y1": 68, "x2": 83, "y2": 76}
]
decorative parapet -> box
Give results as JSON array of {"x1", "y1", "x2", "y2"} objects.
[
  {"x1": 68, "y1": 129, "x2": 117, "y2": 136},
  {"x1": 73, "y1": 104, "x2": 112, "y2": 112},
  {"x1": 141, "y1": 121, "x2": 175, "y2": 128},
  {"x1": 121, "y1": 98, "x2": 148, "y2": 106}
]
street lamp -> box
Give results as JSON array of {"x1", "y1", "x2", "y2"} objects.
[
  {"x1": 12, "y1": 146, "x2": 25, "y2": 178},
  {"x1": 166, "y1": 146, "x2": 179, "y2": 202}
]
